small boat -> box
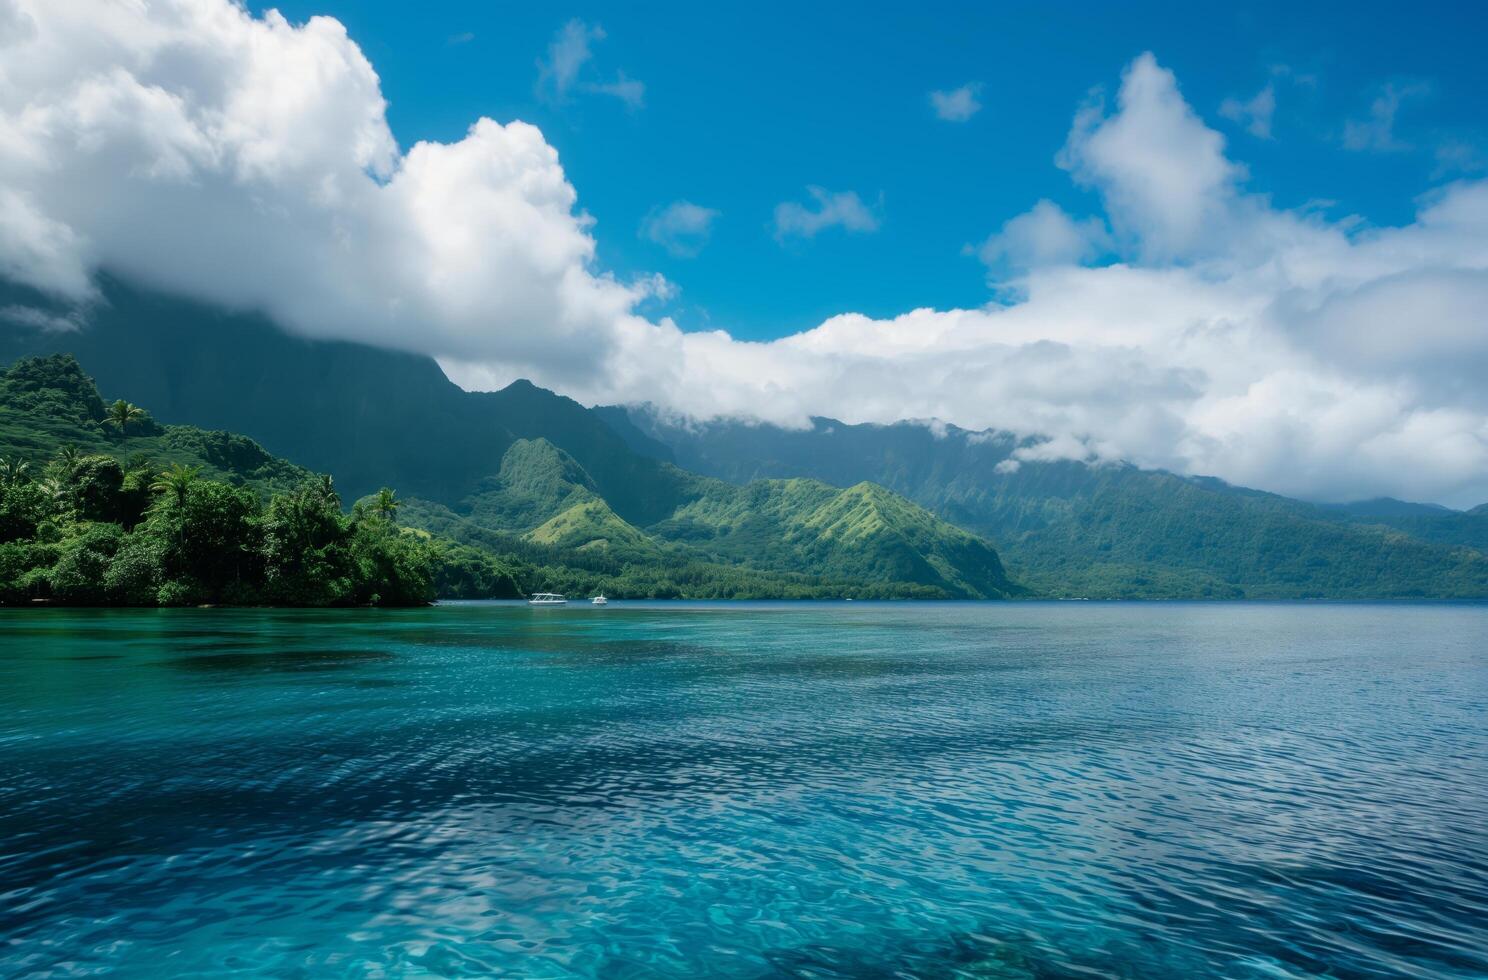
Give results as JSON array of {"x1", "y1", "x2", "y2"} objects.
[
  {"x1": 527, "y1": 592, "x2": 567, "y2": 606},
  {"x1": 591, "y1": 594, "x2": 608, "y2": 606}
]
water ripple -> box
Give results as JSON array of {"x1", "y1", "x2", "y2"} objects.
[{"x1": 0, "y1": 601, "x2": 1485, "y2": 978}]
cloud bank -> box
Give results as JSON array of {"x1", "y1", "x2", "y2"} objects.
[{"x1": 1, "y1": 2, "x2": 1487, "y2": 507}]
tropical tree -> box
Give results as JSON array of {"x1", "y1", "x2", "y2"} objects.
[
  {"x1": 0, "y1": 457, "x2": 29, "y2": 485},
  {"x1": 53, "y1": 444, "x2": 81, "y2": 474},
  {"x1": 106, "y1": 399, "x2": 146, "y2": 434},
  {"x1": 37, "y1": 476, "x2": 70, "y2": 511},
  {"x1": 374, "y1": 487, "x2": 399, "y2": 523},
  {"x1": 150, "y1": 463, "x2": 202, "y2": 508},
  {"x1": 316, "y1": 473, "x2": 340, "y2": 508}
]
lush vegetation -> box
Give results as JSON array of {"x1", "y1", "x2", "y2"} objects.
[
  {"x1": 396, "y1": 438, "x2": 1018, "y2": 598},
  {"x1": 0, "y1": 354, "x2": 1015, "y2": 602},
  {"x1": 9, "y1": 279, "x2": 1487, "y2": 601},
  {"x1": 615, "y1": 408, "x2": 1488, "y2": 599},
  {"x1": 0, "y1": 356, "x2": 522, "y2": 606}
]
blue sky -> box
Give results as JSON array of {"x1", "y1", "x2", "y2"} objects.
[{"x1": 253, "y1": 0, "x2": 1488, "y2": 340}]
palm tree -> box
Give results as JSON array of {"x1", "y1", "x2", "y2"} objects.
[
  {"x1": 150, "y1": 463, "x2": 202, "y2": 507},
  {"x1": 374, "y1": 487, "x2": 399, "y2": 522},
  {"x1": 316, "y1": 474, "x2": 340, "y2": 507},
  {"x1": 106, "y1": 399, "x2": 145, "y2": 434},
  {"x1": 54, "y1": 444, "x2": 81, "y2": 472},
  {"x1": 38, "y1": 476, "x2": 69, "y2": 511},
  {"x1": 0, "y1": 457, "x2": 29, "y2": 485}
]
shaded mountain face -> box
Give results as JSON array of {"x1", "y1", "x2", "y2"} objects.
[
  {"x1": 1, "y1": 283, "x2": 1017, "y2": 599},
  {"x1": 0, "y1": 280, "x2": 692, "y2": 525},
  {"x1": 608, "y1": 408, "x2": 1488, "y2": 599},
  {"x1": 0, "y1": 354, "x2": 310, "y2": 495}
]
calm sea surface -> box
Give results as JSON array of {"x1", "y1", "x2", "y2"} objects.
[{"x1": 1, "y1": 602, "x2": 1485, "y2": 978}]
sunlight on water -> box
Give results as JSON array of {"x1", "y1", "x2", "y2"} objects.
[{"x1": 2, "y1": 602, "x2": 1486, "y2": 978}]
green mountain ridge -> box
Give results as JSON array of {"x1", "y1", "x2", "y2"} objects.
[
  {"x1": 6, "y1": 277, "x2": 1484, "y2": 599},
  {"x1": 407, "y1": 437, "x2": 1016, "y2": 597},
  {"x1": 0, "y1": 352, "x2": 1014, "y2": 599},
  {"x1": 0, "y1": 354, "x2": 312, "y2": 495},
  {"x1": 610, "y1": 407, "x2": 1488, "y2": 599}
]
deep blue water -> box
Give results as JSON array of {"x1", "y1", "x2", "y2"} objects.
[{"x1": 1, "y1": 601, "x2": 1486, "y2": 978}]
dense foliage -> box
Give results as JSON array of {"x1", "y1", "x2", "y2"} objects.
[
  {"x1": 397, "y1": 438, "x2": 1018, "y2": 598},
  {"x1": 1, "y1": 354, "x2": 1003, "y2": 602},
  {"x1": 0, "y1": 356, "x2": 522, "y2": 606},
  {"x1": 615, "y1": 409, "x2": 1488, "y2": 599},
  {"x1": 0, "y1": 447, "x2": 450, "y2": 606}
]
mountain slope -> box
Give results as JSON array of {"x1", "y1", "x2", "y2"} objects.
[
  {"x1": 0, "y1": 354, "x2": 310, "y2": 494},
  {"x1": 654, "y1": 479, "x2": 1014, "y2": 598},
  {"x1": 610, "y1": 408, "x2": 1488, "y2": 599},
  {"x1": 1319, "y1": 499, "x2": 1488, "y2": 554},
  {"x1": 407, "y1": 438, "x2": 1013, "y2": 597},
  {"x1": 0, "y1": 279, "x2": 693, "y2": 524},
  {"x1": 1, "y1": 354, "x2": 1011, "y2": 600}
]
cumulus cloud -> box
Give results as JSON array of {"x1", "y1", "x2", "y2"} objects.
[
  {"x1": 930, "y1": 83, "x2": 982, "y2": 122},
  {"x1": 1219, "y1": 83, "x2": 1276, "y2": 139},
  {"x1": 640, "y1": 201, "x2": 719, "y2": 258},
  {"x1": 972, "y1": 200, "x2": 1109, "y2": 274},
  {"x1": 1, "y1": 5, "x2": 1486, "y2": 507},
  {"x1": 535, "y1": 19, "x2": 643, "y2": 109},
  {"x1": 1058, "y1": 53, "x2": 1247, "y2": 261},
  {"x1": 772, "y1": 188, "x2": 880, "y2": 242}
]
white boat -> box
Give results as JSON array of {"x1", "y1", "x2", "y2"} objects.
[
  {"x1": 591, "y1": 594, "x2": 608, "y2": 606},
  {"x1": 527, "y1": 592, "x2": 567, "y2": 606}
]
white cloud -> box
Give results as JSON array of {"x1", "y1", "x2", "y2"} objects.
[
  {"x1": 640, "y1": 201, "x2": 719, "y2": 258},
  {"x1": 1, "y1": 9, "x2": 1486, "y2": 508},
  {"x1": 1058, "y1": 53, "x2": 1247, "y2": 261},
  {"x1": 535, "y1": 19, "x2": 643, "y2": 109},
  {"x1": 773, "y1": 187, "x2": 880, "y2": 242},
  {"x1": 1219, "y1": 83, "x2": 1276, "y2": 139},
  {"x1": 972, "y1": 199, "x2": 1109, "y2": 274},
  {"x1": 1343, "y1": 82, "x2": 1429, "y2": 152},
  {"x1": 930, "y1": 83, "x2": 982, "y2": 122}
]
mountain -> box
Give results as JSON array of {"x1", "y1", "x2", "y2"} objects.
[
  {"x1": 605, "y1": 409, "x2": 1488, "y2": 599},
  {"x1": 0, "y1": 354, "x2": 1012, "y2": 600},
  {"x1": 406, "y1": 437, "x2": 1015, "y2": 598},
  {"x1": 1319, "y1": 499, "x2": 1488, "y2": 554},
  {"x1": 0, "y1": 354, "x2": 536, "y2": 606},
  {"x1": 8, "y1": 277, "x2": 1482, "y2": 599},
  {"x1": 0, "y1": 353, "x2": 311, "y2": 495},
  {"x1": 0, "y1": 278, "x2": 692, "y2": 524}
]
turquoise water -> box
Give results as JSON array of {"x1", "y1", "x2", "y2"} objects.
[{"x1": 1, "y1": 602, "x2": 1486, "y2": 978}]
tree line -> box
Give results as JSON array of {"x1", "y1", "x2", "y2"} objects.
[{"x1": 0, "y1": 444, "x2": 520, "y2": 606}]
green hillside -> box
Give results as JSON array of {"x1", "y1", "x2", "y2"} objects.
[
  {"x1": 16, "y1": 277, "x2": 1482, "y2": 600},
  {"x1": 656, "y1": 479, "x2": 1014, "y2": 598},
  {"x1": 0, "y1": 278, "x2": 695, "y2": 523},
  {"x1": 0, "y1": 355, "x2": 527, "y2": 606},
  {"x1": 613, "y1": 408, "x2": 1488, "y2": 599},
  {"x1": 0, "y1": 354, "x2": 310, "y2": 494},
  {"x1": 402, "y1": 438, "x2": 1017, "y2": 598},
  {"x1": 0, "y1": 354, "x2": 1017, "y2": 600}
]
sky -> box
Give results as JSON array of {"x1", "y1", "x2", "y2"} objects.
[
  {"x1": 1, "y1": 0, "x2": 1487, "y2": 506},
  {"x1": 254, "y1": 0, "x2": 1488, "y2": 339}
]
